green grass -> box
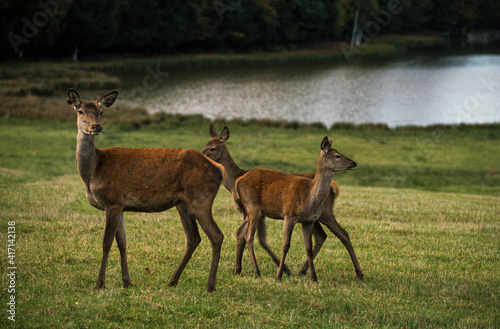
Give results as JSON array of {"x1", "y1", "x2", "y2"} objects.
[{"x1": 0, "y1": 118, "x2": 498, "y2": 328}]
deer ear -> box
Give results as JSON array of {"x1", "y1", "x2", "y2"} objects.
[
  {"x1": 67, "y1": 88, "x2": 81, "y2": 108},
  {"x1": 97, "y1": 91, "x2": 118, "y2": 109},
  {"x1": 220, "y1": 126, "x2": 230, "y2": 142},
  {"x1": 209, "y1": 124, "x2": 218, "y2": 138},
  {"x1": 321, "y1": 136, "x2": 331, "y2": 154}
]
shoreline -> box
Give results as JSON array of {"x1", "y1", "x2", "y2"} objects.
[
  {"x1": 0, "y1": 33, "x2": 449, "y2": 70},
  {"x1": 3, "y1": 32, "x2": 499, "y2": 130},
  {"x1": 75, "y1": 33, "x2": 450, "y2": 70}
]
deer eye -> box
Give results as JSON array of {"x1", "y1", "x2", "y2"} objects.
[
  {"x1": 210, "y1": 148, "x2": 216, "y2": 151},
  {"x1": 78, "y1": 110, "x2": 83, "y2": 115},
  {"x1": 335, "y1": 154, "x2": 341, "y2": 159}
]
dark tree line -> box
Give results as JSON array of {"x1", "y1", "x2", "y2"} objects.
[{"x1": 1, "y1": 0, "x2": 499, "y2": 60}]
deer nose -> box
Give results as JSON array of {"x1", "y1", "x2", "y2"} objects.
[
  {"x1": 349, "y1": 161, "x2": 357, "y2": 169},
  {"x1": 92, "y1": 124, "x2": 102, "y2": 133}
]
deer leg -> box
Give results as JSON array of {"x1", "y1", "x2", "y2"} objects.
[
  {"x1": 301, "y1": 222, "x2": 318, "y2": 282},
  {"x1": 321, "y1": 215, "x2": 364, "y2": 280},
  {"x1": 245, "y1": 211, "x2": 262, "y2": 278},
  {"x1": 257, "y1": 219, "x2": 292, "y2": 276},
  {"x1": 298, "y1": 221, "x2": 327, "y2": 275},
  {"x1": 276, "y1": 218, "x2": 295, "y2": 281},
  {"x1": 233, "y1": 220, "x2": 247, "y2": 275},
  {"x1": 95, "y1": 205, "x2": 123, "y2": 290},
  {"x1": 191, "y1": 206, "x2": 224, "y2": 293},
  {"x1": 168, "y1": 204, "x2": 202, "y2": 289},
  {"x1": 115, "y1": 213, "x2": 132, "y2": 288}
]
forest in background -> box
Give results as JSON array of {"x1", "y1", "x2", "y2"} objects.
[{"x1": 1, "y1": 0, "x2": 500, "y2": 60}]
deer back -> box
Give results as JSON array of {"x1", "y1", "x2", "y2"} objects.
[{"x1": 235, "y1": 168, "x2": 317, "y2": 220}]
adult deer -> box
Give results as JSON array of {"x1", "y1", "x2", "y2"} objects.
[
  {"x1": 235, "y1": 136, "x2": 357, "y2": 282},
  {"x1": 67, "y1": 89, "x2": 225, "y2": 292},
  {"x1": 203, "y1": 126, "x2": 363, "y2": 280}
]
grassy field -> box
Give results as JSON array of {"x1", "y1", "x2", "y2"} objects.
[{"x1": 0, "y1": 117, "x2": 498, "y2": 328}]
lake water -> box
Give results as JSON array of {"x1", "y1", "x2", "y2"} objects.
[{"x1": 119, "y1": 48, "x2": 500, "y2": 128}]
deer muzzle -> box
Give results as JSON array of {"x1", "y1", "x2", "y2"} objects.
[{"x1": 90, "y1": 124, "x2": 103, "y2": 135}]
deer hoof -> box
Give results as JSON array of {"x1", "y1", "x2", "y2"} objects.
[{"x1": 94, "y1": 280, "x2": 105, "y2": 291}]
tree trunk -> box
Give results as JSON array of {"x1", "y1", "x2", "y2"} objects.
[
  {"x1": 72, "y1": 45, "x2": 79, "y2": 62},
  {"x1": 351, "y1": 8, "x2": 360, "y2": 46}
]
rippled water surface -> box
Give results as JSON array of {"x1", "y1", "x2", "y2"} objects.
[{"x1": 119, "y1": 50, "x2": 500, "y2": 128}]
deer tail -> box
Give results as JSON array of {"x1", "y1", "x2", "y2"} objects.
[
  {"x1": 203, "y1": 154, "x2": 228, "y2": 188},
  {"x1": 234, "y1": 178, "x2": 247, "y2": 217},
  {"x1": 330, "y1": 180, "x2": 340, "y2": 202}
]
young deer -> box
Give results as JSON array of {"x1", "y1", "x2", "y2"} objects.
[
  {"x1": 67, "y1": 89, "x2": 225, "y2": 292},
  {"x1": 203, "y1": 126, "x2": 363, "y2": 280},
  {"x1": 235, "y1": 137, "x2": 357, "y2": 282}
]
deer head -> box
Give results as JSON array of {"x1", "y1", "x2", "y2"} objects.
[
  {"x1": 320, "y1": 137, "x2": 357, "y2": 172},
  {"x1": 67, "y1": 89, "x2": 118, "y2": 135},
  {"x1": 202, "y1": 125, "x2": 230, "y2": 162}
]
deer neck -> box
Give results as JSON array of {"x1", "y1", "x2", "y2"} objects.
[
  {"x1": 75, "y1": 130, "x2": 98, "y2": 188},
  {"x1": 220, "y1": 149, "x2": 246, "y2": 193},
  {"x1": 308, "y1": 155, "x2": 334, "y2": 211}
]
